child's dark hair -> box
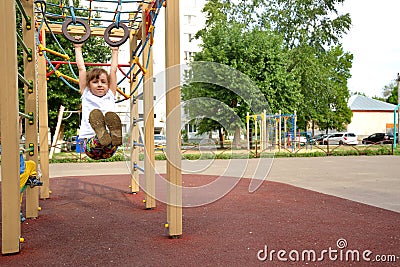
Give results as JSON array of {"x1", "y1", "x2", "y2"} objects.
[{"x1": 86, "y1": 68, "x2": 110, "y2": 88}]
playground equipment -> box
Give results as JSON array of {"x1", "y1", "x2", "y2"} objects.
[
  {"x1": 247, "y1": 110, "x2": 302, "y2": 152},
  {"x1": 1, "y1": 0, "x2": 182, "y2": 254}
]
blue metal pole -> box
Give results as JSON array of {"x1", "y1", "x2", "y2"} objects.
[{"x1": 394, "y1": 104, "x2": 400, "y2": 149}]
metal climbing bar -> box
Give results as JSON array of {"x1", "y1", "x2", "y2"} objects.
[
  {"x1": 133, "y1": 56, "x2": 147, "y2": 74},
  {"x1": 17, "y1": 73, "x2": 33, "y2": 89},
  {"x1": 15, "y1": 0, "x2": 31, "y2": 28},
  {"x1": 16, "y1": 32, "x2": 32, "y2": 59},
  {"x1": 116, "y1": 88, "x2": 130, "y2": 99},
  {"x1": 38, "y1": 44, "x2": 70, "y2": 60},
  {"x1": 18, "y1": 112, "x2": 33, "y2": 120},
  {"x1": 133, "y1": 163, "x2": 145, "y2": 173},
  {"x1": 55, "y1": 71, "x2": 79, "y2": 84}
]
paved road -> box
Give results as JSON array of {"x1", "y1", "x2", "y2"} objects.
[{"x1": 44, "y1": 155, "x2": 400, "y2": 213}]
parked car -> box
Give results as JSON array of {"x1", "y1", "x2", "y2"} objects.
[
  {"x1": 154, "y1": 134, "x2": 166, "y2": 148},
  {"x1": 311, "y1": 134, "x2": 328, "y2": 145},
  {"x1": 362, "y1": 133, "x2": 394, "y2": 144},
  {"x1": 323, "y1": 132, "x2": 358, "y2": 145},
  {"x1": 294, "y1": 136, "x2": 307, "y2": 144}
]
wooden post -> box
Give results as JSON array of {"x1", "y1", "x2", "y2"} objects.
[
  {"x1": 1, "y1": 0, "x2": 21, "y2": 254},
  {"x1": 278, "y1": 110, "x2": 282, "y2": 151},
  {"x1": 49, "y1": 105, "x2": 65, "y2": 159},
  {"x1": 254, "y1": 117, "x2": 258, "y2": 151},
  {"x1": 38, "y1": 28, "x2": 50, "y2": 199},
  {"x1": 246, "y1": 112, "x2": 250, "y2": 150},
  {"x1": 262, "y1": 110, "x2": 267, "y2": 151},
  {"x1": 165, "y1": 0, "x2": 182, "y2": 237},
  {"x1": 143, "y1": 4, "x2": 156, "y2": 209},
  {"x1": 130, "y1": 16, "x2": 140, "y2": 193},
  {"x1": 23, "y1": 0, "x2": 39, "y2": 219}
]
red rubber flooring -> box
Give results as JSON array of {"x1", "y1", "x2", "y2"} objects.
[{"x1": 1, "y1": 174, "x2": 399, "y2": 266}]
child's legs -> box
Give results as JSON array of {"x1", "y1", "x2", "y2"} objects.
[
  {"x1": 19, "y1": 161, "x2": 36, "y2": 189},
  {"x1": 19, "y1": 160, "x2": 37, "y2": 205},
  {"x1": 84, "y1": 137, "x2": 118, "y2": 160}
]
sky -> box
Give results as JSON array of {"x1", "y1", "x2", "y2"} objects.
[{"x1": 339, "y1": 0, "x2": 400, "y2": 98}]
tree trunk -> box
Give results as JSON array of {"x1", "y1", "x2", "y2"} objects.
[
  {"x1": 232, "y1": 126, "x2": 241, "y2": 149},
  {"x1": 218, "y1": 128, "x2": 224, "y2": 149}
]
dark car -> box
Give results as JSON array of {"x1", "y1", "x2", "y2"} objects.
[
  {"x1": 362, "y1": 133, "x2": 394, "y2": 144},
  {"x1": 311, "y1": 134, "x2": 328, "y2": 145}
]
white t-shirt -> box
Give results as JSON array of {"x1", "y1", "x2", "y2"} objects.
[{"x1": 79, "y1": 88, "x2": 116, "y2": 139}]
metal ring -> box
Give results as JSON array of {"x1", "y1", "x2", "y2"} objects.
[
  {"x1": 104, "y1": 22, "x2": 130, "y2": 47},
  {"x1": 61, "y1": 18, "x2": 91, "y2": 44}
]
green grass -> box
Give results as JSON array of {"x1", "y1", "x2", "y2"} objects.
[{"x1": 14, "y1": 144, "x2": 397, "y2": 164}]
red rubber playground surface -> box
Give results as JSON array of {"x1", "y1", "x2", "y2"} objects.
[{"x1": 1, "y1": 174, "x2": 399, "y2": 266}]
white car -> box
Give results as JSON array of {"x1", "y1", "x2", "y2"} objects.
[
  {"x1": 154, "y1": 134, "x2": 166, "y2": 148},
  {"x1": 323, "y1": 132, "x2": 358, "y2": 145}
]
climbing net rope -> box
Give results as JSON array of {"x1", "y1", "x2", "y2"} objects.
[{"x1": 33, "y1": 0, "x2": 165, "y2": 102}]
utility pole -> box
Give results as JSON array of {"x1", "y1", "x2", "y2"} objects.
[{"x1": 397, "y1": 73, "x2": 400, "y2": 144}]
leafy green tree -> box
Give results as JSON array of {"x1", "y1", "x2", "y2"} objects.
[
  {"x1": 260, "y1": 0, "x2": 353, "y2": 132},
  {"x1": 183, "y1": 1, "x2": 301, "y2": 147},
  {"x1": 381, "y1": 81, "x2": 398, "y2": 105}
]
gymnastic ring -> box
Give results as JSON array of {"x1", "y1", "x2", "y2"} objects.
[
  {"x1": 104, "y1": 22, "x2": 130, "y2": 47},
  {"x1": 62, "y1": 18, "x2": 91, "y2": 44}
]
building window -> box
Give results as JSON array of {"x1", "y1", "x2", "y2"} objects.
[
  {"x1": 184, "y1": 51, "x2": 194, "y2": 61},
  {"x1": 184, "y1": 69, "x2": 193, "y2": 79},
  {"x1": 184, "y1": 33, "x2": 194, "y2": 42},
  {"x1": 184, "y1": 15, "x2": 196, "y2": 25},
  {"x1": 187, "y1": 123, "x2": 197, "y2": 133}
]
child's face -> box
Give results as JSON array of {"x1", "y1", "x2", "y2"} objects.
[{"x1": 89, "y1": 73, "x2": 109, "y2": 97}]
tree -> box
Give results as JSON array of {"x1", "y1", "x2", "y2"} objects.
[
  {"x1": 183, "y1": 1, "x2": 301, "y2": 147},
  {"x1": 381, "y1": 81, "x2": 398, "y2": 105},
  {"x1": 184, "y1": 0, "x2": 353, "y2": 140},
  {"x1": 260, "y1": 0, "x2": 353, "y2": 132}
]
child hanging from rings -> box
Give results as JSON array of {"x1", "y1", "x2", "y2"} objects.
[{"x1": 74, "y1": 42, "x2": 122, "y2": 160}]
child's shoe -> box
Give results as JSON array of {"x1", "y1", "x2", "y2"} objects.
[
  {"x1": 89, "y1": 109, "x2": 112, "y2": 146},
  {"x1": 104, "y1": 112, "x2": 123, "y2": 146},
  {"x1": 26, "y1": 176, "x2": 43, "y2": 188}
]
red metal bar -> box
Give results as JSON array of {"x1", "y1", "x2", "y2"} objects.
[{"x1": 47, "y1": 63, "x2": 61, "y2": 78}]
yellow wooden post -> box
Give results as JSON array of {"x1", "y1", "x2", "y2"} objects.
[
  {"x1": 165, "y1": 0, "x2": 182, "y2": 237},
  {"x1": 143, "y1": 4, "x2": 156, "y2": 209},
  {"x1": 38, "y1": 29, "x2": 50, "y2": 199},
  {"x1": 262, "y1": 110, "x2": 267, "y2": 151},
  {"x1": 1, "y1": 0, "x2": 21, "y2": 254},
  {"x1": 130, "y1": 15, "x2": 140, "y2": 193},
  {"x1": 23, "y1": 0, "x2": 39, "y2": 219},
  {"x1": 246, "y1": 112, "x2": 250, "y2": 150}
]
